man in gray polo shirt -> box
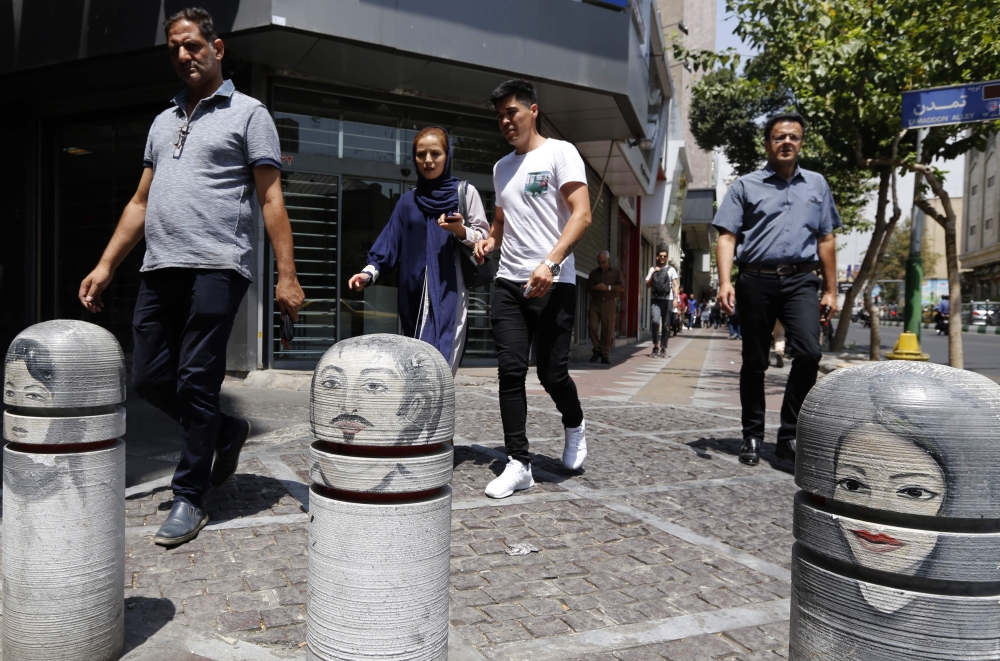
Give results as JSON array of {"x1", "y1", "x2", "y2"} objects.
[
  {"x1": 713, "y1": 112, "x2": 840, "y2": 468},
  {"x1": 79, "y1": 8, "x2": 304, "y2": 545}
]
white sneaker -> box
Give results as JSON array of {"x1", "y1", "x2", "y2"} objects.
[
  {"x1": 563, "y1": 420, "x2": 587, "y2": 470},
  {"x1": 485, "y1": 459, "x2": 535, "y2": 498}
]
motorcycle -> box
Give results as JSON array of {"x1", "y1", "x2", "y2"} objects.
[{"x1": 935, "y1": 311, "x2": 949, "y2": 336}]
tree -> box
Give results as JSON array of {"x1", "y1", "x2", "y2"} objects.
[
  {"x1": 878, "y1": 215, "x2": 942, "y2": 301},
  {"x1": 682, "y1": 0, "x2": 1000, "y2": 367}
]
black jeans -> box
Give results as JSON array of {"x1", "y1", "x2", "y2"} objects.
[
  {"x1": 491, "y1": 278, "x2": 584, "y2": 464},
  {"x1": 735, "y1": 270, "x2": 821, "y2": 445},
  {"x1": 132, "y1": 268, "x2": 250, "y2": 508},
  {"x1": 650, "y1": 298, "x2": 672, "y2": 348}
]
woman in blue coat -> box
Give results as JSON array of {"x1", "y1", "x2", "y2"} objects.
[{"x1": 348, "y1": 127, "x2": 490, "y2": 373}]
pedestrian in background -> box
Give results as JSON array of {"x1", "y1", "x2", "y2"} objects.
[
  {"x1": 78, "y1": 8, "x2": 304, "y2": 545},
  {"x1": 772, "y1": 319, "x2": 786, "y2": 367},
  {"x1": 645, "y1": 246, "x2": 678, "y2": 357},
  {"x1": 348, "y1": 127, "x2": 490, "y2": 374},
  {"x1": 474, "y1": 79, "x2": 593, "y2": 497},
  {"x1": 587, "y1": 250, "x2": 625, "y2": 364},
  {"x1": 714, "y1": 112, "x2": 840, "y2": 467},
  {"x1": 687, "y1": 295, "x2": 698, "y2": 329}
]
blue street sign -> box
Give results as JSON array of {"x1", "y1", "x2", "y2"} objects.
[{"x1": 902, "y1": 80, "x2": 1000, "y2": 129}]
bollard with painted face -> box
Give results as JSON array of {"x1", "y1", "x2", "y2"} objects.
[
  {"x1": 306, "y1": 334, "x2": 454, "y2": 661},
  {"x1": 2, "y1": 320, "x2": 127, "y2": 661},
  {"x1": 790, "y1": 361, "x2": 1000, "y2": 659}
]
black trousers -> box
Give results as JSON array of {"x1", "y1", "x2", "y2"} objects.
[
  {"x1": 491, "y1": 278, "x2": 584, "y2": 464},
  {"x1": 650, "y1": 298, "x2": 672, "y2": 348},
  {"x1": 132, "y1": 268, "x2": 250, "y2": 508},
  {"x1": 735, "y1": 271, "x2": 821, "y2": 444}
]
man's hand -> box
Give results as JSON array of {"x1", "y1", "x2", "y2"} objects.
[
  {"x1": 473, "y1": 237, "x2": 495, "y2": 265},
  {"x1": 718, "y1": 283, "x2": 736, "y2": 316},
  {"x1": 820, "y1": 291, "x2": 838, "y2": 323},
  {"x1": 653, "y1": 266, "x2": 661, "y2": 272},
  {"x1": 525, "y1": 263, "x2": 554, "y2": 299},
  {"x1": 275, "y1": 276, "x2": 305, "y2": 321},
  {"x1": 79, "y1": 265, "x2": 114, "y2": 313}
]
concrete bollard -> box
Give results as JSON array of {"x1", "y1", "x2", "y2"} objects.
[
  {"x1": 2, "y1": 320, "x2": 127, "y2": 661},
  {"x1": 306, "y1": 334, "x2": 454, "y2": 661},
  {"x1": 790, "y1": 361, "x2": 1000, "y2": 660}
]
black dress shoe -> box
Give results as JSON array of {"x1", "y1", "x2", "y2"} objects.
[
  {"x1": 210, "y1": 419, "x2": 251, "y2": 488},
  {"x1": 600, "y1": 356, "x2": 610, "y2": 364},
  {"x1": 154, "y1": 500, "x2": 209, "y2": 546},
  {"x1": 775, "y1": 439, "x2": 796, "y2": 461},
  {"x1": 590, "y1": 351, "x2": 600, "y2": 363},
  {"x1": 739, "y1": 438, "x2": 761, "y2": 466}
]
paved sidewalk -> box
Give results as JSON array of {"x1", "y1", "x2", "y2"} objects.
[{"x1": 0, "y1": 328, "x2": 799, "y2": 660}]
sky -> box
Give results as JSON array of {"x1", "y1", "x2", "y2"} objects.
[{"x1": 715, "y1": 0, "x2": 755, "y2": 59}]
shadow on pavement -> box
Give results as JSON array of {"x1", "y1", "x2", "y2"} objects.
[
  {"x1": 688, "y1": 435, "x2": 795, "y2": 475},
  {"x1": 123, "y1": 595, "x2": 176, "y2": 654}
]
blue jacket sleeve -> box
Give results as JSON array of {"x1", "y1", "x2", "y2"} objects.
[{"x1": 367, "y1": 205, "x2": 403, "y2": 274}]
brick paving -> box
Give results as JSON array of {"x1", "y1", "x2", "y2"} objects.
[{"x1": 0, "y1": 328, "x2": 802, "y2": 660}]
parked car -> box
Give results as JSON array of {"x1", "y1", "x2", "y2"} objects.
[{"x1": 961, "y1": 301, "x2": 1000, "y2": 326}]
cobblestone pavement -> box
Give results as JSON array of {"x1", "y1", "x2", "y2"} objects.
[{"x1": 0, "y1": 328, "x2": 800, "y2": 660}]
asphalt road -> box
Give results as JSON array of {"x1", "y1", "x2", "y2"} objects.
[{"x1": 843, "y1": 321, "x2": 1000, "y2": 382}]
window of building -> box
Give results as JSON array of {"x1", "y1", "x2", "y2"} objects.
[
  {"x1": 987, "y1": 218, "x2": 994, "y2": 230},
  {"x1": 969, "y1": 224, "x2": 976, "y2": 236},
  {"x1": 989, "y1": 176, "x2": 996, "y2": 188},
  {"x1": 272, "y1": 85, "x2": 509, "y2": 175},
  {"x1": 972, "y1": 185, "x2": 979, "y2": 196}
]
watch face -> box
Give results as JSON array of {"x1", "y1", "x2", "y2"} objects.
[{"x1": 550, "y1": 263, "x2": 560, "y2": 276}]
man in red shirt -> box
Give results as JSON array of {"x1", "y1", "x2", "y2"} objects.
[{"x1": 677, "y1": 287, "x2": 689, "y2": 331}]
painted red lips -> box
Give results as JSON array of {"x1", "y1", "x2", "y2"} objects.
[{"x1": 852, "y1": 529, "x2": 906, "y2": 553}]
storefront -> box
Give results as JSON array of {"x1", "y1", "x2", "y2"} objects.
[{"x1": 1, "y1": 0, "x2": 675, "y2": 372}]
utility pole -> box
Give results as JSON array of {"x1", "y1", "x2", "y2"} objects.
[{"x1": 903, "y1": 128, "x2": 927, "y2": 339}]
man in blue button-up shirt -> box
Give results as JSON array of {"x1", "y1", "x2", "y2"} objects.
[{"x1": 713, "y1": 113, "x2": 840, "y2": 467}]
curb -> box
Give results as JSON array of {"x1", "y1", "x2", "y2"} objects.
[{"x1": 873, "y1": 320, "x2": 1000, "y2": 335}]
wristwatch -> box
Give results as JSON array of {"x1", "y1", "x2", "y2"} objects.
[{"x1": 541, "y1": 259, "x2": 561, "y2": 277}]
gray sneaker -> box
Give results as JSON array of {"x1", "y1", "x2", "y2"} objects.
[{"x1": 153, "y1": 500, "x2": 210, "y2": 546}]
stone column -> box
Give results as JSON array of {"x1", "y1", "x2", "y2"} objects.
[
  {"x1": 3, "y1": 320, "x2": 127, "y2": 661},
  {"x1": 790, "y1": 361, "x2": 1000, "y2": 660},
  {"x1": 306, "y1": 335, "x2": 454, "y2": 661}
]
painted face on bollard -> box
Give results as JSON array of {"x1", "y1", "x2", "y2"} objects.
[
  {"x1": 316, "y1": 348, "x2": 408, "y2": 441},
  {"x1": 833, "y1": 424, "x2": 945, "y2": 576},
  {"x1": 3, "y1": 359, "x2": 54, "y2": 408},
  {"x1": 311, "y1": 336, "x2": 448, "y2": 446}
]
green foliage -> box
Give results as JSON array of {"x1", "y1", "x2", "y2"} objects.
[
  {"x1": 688, "y1": 68, "x2": 787, "y2": 176},
  {"x1": 681, "y1": 0, "x2": 1000, "y2": 236},
  {"x1": 877, "y1": 216, "x2": 941, "y2": 300}
]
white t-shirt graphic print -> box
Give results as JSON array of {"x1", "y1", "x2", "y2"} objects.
[{"x1": 493, "y1": 138, "x2": 588, "y2": 283}]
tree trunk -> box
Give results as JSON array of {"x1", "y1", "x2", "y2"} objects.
[
  {"x1": 831, "y1": 170, "x2": 891, "y2": 351},
  {"x1": 915, "y1": 171, "x2": 963, "y2": 368},
  {"x1": 864, "y1": 180, "x2": 902, "y2": 361}
]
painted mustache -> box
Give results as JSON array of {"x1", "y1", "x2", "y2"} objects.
[
  {"x1": 330, "y1": 413, "x2": 373, "y2": 435},
  {"x1": 852, "y1": 529, "x2": 905, "y2": 553}
]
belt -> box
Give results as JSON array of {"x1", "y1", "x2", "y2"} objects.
[{"x1": 739, "y1": 261, "x2": 819, "y2": 276}]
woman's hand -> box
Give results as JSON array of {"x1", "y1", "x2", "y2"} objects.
[
  {"x1": 437, "y1": 213, "x2": 466, "y2": 238},
  {"x1": 473, "y1": 237, "x2": 495, "y2": 265},
  {"x1": 348, "y1": 273, "x2": 370, "y2": 292}
]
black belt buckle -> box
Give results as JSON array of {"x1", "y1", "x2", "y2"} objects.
[{"x1": 775, "y1": 265, "x2": 796, "y2": 276}]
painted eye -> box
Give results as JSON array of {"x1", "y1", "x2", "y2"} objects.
[
  {"x1": 897, "y1": 486, "x2": 938, "y2": 501},
  {"x1": 320, "y1": 378, "x2": 342, "y2": 389},
  {"x1": 362, "y1": 382, "x2": 388, "y2": 394},
  {"x1": 836, "y1": 478, "x2": 869, "y2": 493},
  {"x1": 25, "y1": 392, "x2": 45, "y2": 401}
]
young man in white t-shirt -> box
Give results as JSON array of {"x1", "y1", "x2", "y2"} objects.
[
  {"x1": 473, "y1": 79, "x2": 593, "y2": 498},
  {"x1": 644, "y1": 247, "x2": 679, "y2": 357}
]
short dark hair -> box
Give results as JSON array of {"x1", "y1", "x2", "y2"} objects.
[
  {"x1": 164, "y1": 7, "x2": 219, "y2": 43},
  {"x1": 490, "y1": 79, "x2": 538, "y2": 110},
  {"x1": 763, "y1": 112, "x2": 807, "y2": 141}
]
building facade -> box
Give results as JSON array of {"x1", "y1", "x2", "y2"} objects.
[
  {"x1": 963, "y1": 136, "x2": 1000, "y2": 299},
  {"x1": 1, "y1": 0, "x2": 679, "y2": 372}
]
